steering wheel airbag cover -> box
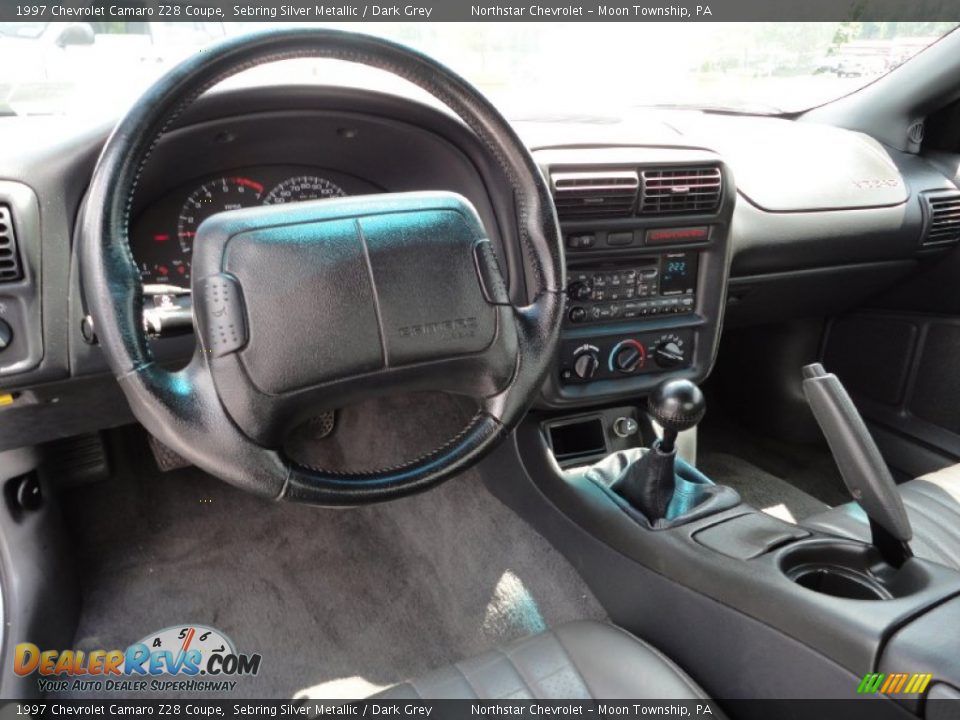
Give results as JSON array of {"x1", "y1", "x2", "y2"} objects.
[{"x1": 195, "y1": 191, "x2": 501, "y2": 396}]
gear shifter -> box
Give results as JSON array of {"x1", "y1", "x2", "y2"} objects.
[
  {"x1": 647, "y1": 379, "x2": 707, "y2": 454},
  {"x1": 613, "y1": 379, "x2": 706, "y2": 520}
]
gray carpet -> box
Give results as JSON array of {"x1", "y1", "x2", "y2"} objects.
[
  {"x1": 697, "y1": 451, "x2": 829, "y2": 523},
  {"x1": 699, "y1": 410, "x2": 849, "y2": 509},
  {"x1": 59, "y1": 399, "x2": 604, "y2": 700}
]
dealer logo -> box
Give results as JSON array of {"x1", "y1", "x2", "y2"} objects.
[{"x1": 14, "y1": 624, "x2": 262, "y2": 694}]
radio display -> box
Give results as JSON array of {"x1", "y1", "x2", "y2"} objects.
[{"x1": 659, "y1": 252, "x2": 698, "y2": 295}]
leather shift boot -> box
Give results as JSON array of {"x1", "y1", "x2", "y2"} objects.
[
  {"x1": 611, "y1": 442, "x2": 676, "y2": 520},
  {"x1": 580, "y1": 448, "x2": 741, "y2": 529}
]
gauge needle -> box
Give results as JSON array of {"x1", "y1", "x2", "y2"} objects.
[
  {"x1": 180, "y1": 627, "x2": 196, "y2": 654},
  {"x1": 172, "y1": 627, "x2": 196, "y2": 673}
]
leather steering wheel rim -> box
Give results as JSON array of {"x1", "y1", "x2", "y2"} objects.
[{"x1": 79, "y1": 28, "x2": 564, "y2": 505}]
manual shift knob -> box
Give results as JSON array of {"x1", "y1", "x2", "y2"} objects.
[{"x1": 648, "y1": 379, "x2": 705, "y2": 452}]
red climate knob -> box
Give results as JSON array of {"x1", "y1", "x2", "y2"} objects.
[{"x1": 609, "y1": 340, "x2": 646, "y2": 374}]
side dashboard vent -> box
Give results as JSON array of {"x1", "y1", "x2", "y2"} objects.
[
  {"x1": 922, "y1": 192, "x2": 960, "y2": 247},
  {"x1": 640, "y1": 166, "x2": 722, "y2": 215},
  {"x1": 551, "y1": 170, "x2": 639, "y2": 219},
  {"x1": 0, "y1": 205, "x2": 23, "y2": 282}
]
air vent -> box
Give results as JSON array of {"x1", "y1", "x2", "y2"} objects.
[
  {"x1": 640, "y1": 166, "x2": 722, "y2": 215},
  {"x1": 551, "y1": 170, "x2": 639, "y2": 219},
  {"x1": 923, "y1": 192, "x2": 960, "y2": 247},
  {"x1": 0, "y1": 205, "x2": 23, "y2": 282}
]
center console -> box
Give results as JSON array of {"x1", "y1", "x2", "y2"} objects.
[
  {"x1": 534, "y1": 147, "x2": 734, "y2": 407},
  {"x1": 494, "y1": 355, "x2": 960, "y2": 715},
  {"x1": 482, "y1": 399, "x2": 960, "y2": 716}
]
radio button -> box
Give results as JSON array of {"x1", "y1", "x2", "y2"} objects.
[
  {"x1": 568, "y1": 280, "x2": 594, "y2": 302},
  {"x1": 567, "y1": 234, "x2": 595, "y2": 249}
]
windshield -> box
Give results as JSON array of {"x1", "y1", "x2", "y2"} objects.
[
  {"x1": 0, "y1": 22, "x2": 47, "y2": 39},
  {"x1": 0, "y1": 21, "x2": 956, "y2": 118}
]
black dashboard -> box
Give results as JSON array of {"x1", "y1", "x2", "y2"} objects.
[{"x1": 0, "y1": 84, "x2": 958, "y2": 450}]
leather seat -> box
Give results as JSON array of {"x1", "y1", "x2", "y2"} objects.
[
  {"x1": 372, "y1": 620, "x2": 718, "y2": 703},
  {"x1": 804, "y1": 463, "x2": 960, "y2": 571}
]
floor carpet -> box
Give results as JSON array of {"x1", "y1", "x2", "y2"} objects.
[
  {"x1": 699, "y1": 410, "x2": 849, "y2": 510},
  {"x1": 697, "y1": 451, "x2": 829, "y2": 523},
  {"x1": 58, "y1": 410, "x2": 604, "y2": 700}
]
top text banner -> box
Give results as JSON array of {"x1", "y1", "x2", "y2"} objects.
[{"x1": 1, "y1": 0, "x2": 959, "y2": 22}]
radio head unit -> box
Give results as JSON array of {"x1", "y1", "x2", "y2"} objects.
[{"x1": 565, "y1": 251, "x2": 699, "y2": 326}]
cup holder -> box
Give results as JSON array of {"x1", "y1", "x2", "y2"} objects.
[
  {"x1": 780, "y1": 540, "x2": 928, "y2": 601},
  {"x1": 789, "y1": 565, "x2": 892, "y2": 600}
]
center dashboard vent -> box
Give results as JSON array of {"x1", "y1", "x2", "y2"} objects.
[
  {"x1": 640, "y1": 166, "x2": 722, "y2": 215},
  {"x1": 922, "y1": 191, "x2": 960, "y2": 247},
  {"x1": 0, "y1": 205, "x2": 23, "y2": 282},
  {"x1": 551, "y1": 170, "x2": 639, "y2": 219}
]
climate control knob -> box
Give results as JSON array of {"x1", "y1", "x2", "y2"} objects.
[
  {"x1": 609, "y1": 340, "x2": 646, "y2": 374},
  {"x1": 573, "y1": 349, "x2": 600, "y2": 380},
  {"x1": 653, "y1": 336, "x2": 686, "y2": 369}
]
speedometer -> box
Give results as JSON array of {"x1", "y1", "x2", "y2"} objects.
[
  {"x1": 264, "y1": 176, "x2": 347, "y2": 205},
  {"x1": 176, "y1": 176, "x2": 264, "y2": 255}
]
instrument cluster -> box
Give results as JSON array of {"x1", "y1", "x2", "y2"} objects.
[{"x1": 129, "y1": 165, "x2": 381, "y2": 285}]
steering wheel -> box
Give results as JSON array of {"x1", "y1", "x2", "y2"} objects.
[{"x1": 78, "y1": 29, "x2": 564, "y2": 505}]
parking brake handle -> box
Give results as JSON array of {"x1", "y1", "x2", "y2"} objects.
[{"x1": 802, "y1": 363, "x2": 913, "y2": 567}]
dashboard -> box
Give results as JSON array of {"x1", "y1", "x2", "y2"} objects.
[
  {"x1": 131, "y1": 166, "x2": 380, "y2": 284},
  {"x1": 0, "y1": 84, "x2": 958, "y2": 450}
]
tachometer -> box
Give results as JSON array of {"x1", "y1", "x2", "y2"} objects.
[
  {"x1": 134, "y1": 173, "x2": 353, "y2": 286},
  {"x1": 176, "y1": 176, "x2": 265, "y2": 255},
  {"x1": 263, "y1": 176, "x2": 347, "y2": 205}
]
